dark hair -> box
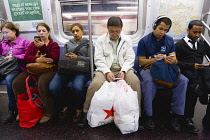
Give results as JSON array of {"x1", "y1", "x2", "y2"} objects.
[
  {"x1": 0, "y1": 22, "x2": 20, "y2": 36},
  {"x1": 107, "y1": 16, "x2": 123, "y2": 28},
  {"x1": 36, "y1": 23, "x2": 52, "y2": 40},
  {"x1": 153, "y1": 16, "x2": 172, "y2": 32},
  {"x1": 70, "y1": 23, "x2": 83, "y2": 32},
  {"x1": 188, "y1": 20, "x2": 203, "y2": 29}
]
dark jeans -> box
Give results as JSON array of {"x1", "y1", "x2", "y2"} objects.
[
  {"x1": 3, "y1": 72, "x2": 20, "y2": 106},
  {"x1": 49, "y1": 73, "x2": 90, "y2": 110}
]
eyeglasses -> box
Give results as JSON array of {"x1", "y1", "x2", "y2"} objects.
[{"x1": 108, "y1": 30, "x2": 121, "y2": 35}]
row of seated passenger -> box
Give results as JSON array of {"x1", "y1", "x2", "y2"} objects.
[{"x1": 0, "y1": 45, "x2": 140, "y2": 87}]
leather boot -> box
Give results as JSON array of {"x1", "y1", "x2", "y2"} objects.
[
  {"x1": 77, "y1": 112, "x2": 88, "y2": 128},
  {"x1": 3, "y1": 106, "x2": 17, "y2": 123}
]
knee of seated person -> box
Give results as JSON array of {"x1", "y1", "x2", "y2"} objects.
[
  {"x1": 49, "y1": 87, "x2": 59, "y2": 97},
  {"x1": 180, "y1": 75, "x2": 189, "y2": 83},
  {"x1": 5, "y1": 75, "x2": 15, "y2": 83},
  {"x1": 72, "y1": 86, "x2": 83, "y2": 92}
]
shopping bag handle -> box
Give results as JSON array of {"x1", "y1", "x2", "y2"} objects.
[
  {"x1": 32, "y1": 94, "x2": 44, "y2": 108},
  {"x1": 25, "y1": 75, "x2": 37, "y2": 101}
]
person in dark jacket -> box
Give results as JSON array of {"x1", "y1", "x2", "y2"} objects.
[
  {"x1": 13, "y1": 23, "x2": 60, "y2": 123},
  {"x1": 176, "y1": 20, "x2": 210, "y2": 132}
]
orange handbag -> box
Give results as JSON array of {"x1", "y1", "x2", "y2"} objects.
[{"x1": 26, "y1": 62, "x2": 55, "y2": 75}]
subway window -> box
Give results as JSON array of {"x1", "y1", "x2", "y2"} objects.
[{"x1": 60, "y1": 0, "x2": 138, "y2": 36}]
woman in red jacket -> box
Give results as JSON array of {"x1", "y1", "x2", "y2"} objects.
[{"x1": 13, "y1": 23, "x2": 60, "y2": 123}]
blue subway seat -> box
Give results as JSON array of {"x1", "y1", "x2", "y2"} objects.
[{"x1": 0, "y1": 80, "x2": 6, "y2": 85}]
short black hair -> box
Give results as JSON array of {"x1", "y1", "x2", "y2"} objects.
[
  {"x1": 107, "y1": 16, "x2": 123, "y2": 28},
  {"x1": 188, "y1": 20, "x2": 203, "y2": 29},
  {"x1": 155, "y1": 17, "x2": 172, "y2": 28}
]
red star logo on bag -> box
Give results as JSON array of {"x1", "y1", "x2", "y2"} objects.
[{"x1": 103, "y1": 107, "x2": 114, "y2": 120}]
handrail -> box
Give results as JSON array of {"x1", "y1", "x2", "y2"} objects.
[
  {"x1": 0, "y1": 18, "x2": 5, "y2": 22},
  {"x1": 200, "y1": 12, "x2": 210, "y2": 46},
  {"x1": 201, "y1": 34, "x2": 210, "y2": 46},
  {"x1": 201, "y1": 12, "x2": 210, "y2": 33}
]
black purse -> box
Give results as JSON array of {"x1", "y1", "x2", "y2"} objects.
[
  {"x1": 0, "y1": 55, "x2": 20, "y2": 75},
  {"x1": 58, "y1": 41, "x2": 89, "y2": 75}
]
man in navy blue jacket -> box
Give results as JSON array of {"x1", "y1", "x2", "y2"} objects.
[{"x1": 137, "y1": 16, "x2": 188, "y2": 132}]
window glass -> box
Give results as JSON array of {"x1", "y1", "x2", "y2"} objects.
[{"x1": 60, "y1": 0, "x2": 138, "y2": 36}]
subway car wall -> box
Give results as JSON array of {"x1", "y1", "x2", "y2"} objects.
[{"x1": 0, "y1": 0, "x2": 209, "y2": 46}]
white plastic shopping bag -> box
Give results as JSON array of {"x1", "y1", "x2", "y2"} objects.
[
  {"x1": 113, "y1": 80, "x2": 139, "y2": 134},
  {"x1": 87, "y1": 81, "x2": 116, "y2": 127}
]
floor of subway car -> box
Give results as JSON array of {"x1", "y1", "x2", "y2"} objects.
[{"x1": 0, "y1": 89, "x2": 210, "y2": 140}]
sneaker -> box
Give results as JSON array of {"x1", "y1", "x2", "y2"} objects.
[
  {"x1": 144, "y1": 116, "x2": 155, "y2": 129},
  {"x1": 170, "y1": 114, "x2": 181, "y2": 132},
  {"x1": 73, "y1": 110, "x2": 82, "y2": 123},
  {"x1": 183, "y1": 117, "x2": 199, "y2": 133},
  {"x1": 39, "y1": 115, "x2": 51, "y2": 123},
  {"x1": 3, "y1": 106, "x2": 17, "y2": 123},
  {"x1": 77, "y1": 112, "x2": 88, "y2": 128},
  {"x1": 139, "y1": 117, "x2": 145, "y2": 131}
]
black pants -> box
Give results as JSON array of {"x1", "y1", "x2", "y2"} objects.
[
  {"x1": 205, "y1": 100, "x2": 210, "y2": 117},
  {"x1": 182, "y1": 70, "x2": 201, "y2": 118}
]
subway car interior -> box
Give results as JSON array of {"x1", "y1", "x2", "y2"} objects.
[{"x1": 0, "y1": 0, "x2": 210, "y2": 139}]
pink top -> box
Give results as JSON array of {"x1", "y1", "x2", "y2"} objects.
[{"x1": 0, "y1": 36, "x2": 30, "y2": 71}]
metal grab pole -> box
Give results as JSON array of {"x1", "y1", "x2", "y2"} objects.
[{"x1": 88, "y1": 0, "x2": 94, "y2": 79}]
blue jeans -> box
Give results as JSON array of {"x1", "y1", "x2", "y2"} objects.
[
  {"x1": 140, "y1": 69, "x2": 188, "y2": 116},
  {"x1": 3, "y1": 72, "x2": 20, "y2": 106},
  {"x1": 49, "y1": 73, "x2": 90, "y2": 110}
]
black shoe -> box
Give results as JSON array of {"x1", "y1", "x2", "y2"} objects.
[
  {"x1": 144, "y1": 116, "x2": 155, "y2": 129},
  {"x1": 170, "y1": 114, "x2": 181, "y2": 132},
  {"x1": 138, "y1": 117, "x2": 144, "y2": 131},
  {"x1": 183, "y1": 117, "x2": 199, "y2": 133},
  {"x1": 77, "y1": 112, "x2": 88, "y2": 128},
  {"x1": 202, "y1": 115, "x2": 210, "y2": 129},
  {"x1": 3, "y1": 106, "x2": 17, "y2": 123},
  {"x1": 199, "y1": 94, "x2": 209, "y2": 105}
]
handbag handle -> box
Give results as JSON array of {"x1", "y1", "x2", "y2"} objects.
[
  {"x1": 25, "y1": 75, "x2": 37, "y2": 101},
  {"x1": 32, "y1": 94, "x2": 44, "y2": 108}
]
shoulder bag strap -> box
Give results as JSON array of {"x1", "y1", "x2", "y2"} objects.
[{"x1": 73, "y1": 40, "x2": 89, "y2": 54}]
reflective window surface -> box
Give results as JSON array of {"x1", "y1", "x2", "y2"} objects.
[{"x1": 60, "y1": 0, "x2": 138, "y2": 36}]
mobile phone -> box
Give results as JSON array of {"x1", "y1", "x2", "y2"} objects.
[
  {"x1": 34, "y1": 36, "x2": 41, "y2": 41},
  {"x1": 203, "y1": 64, "x2": 209, "y2": 66},
  {"x1": 169, "y1": 55, "x2": 175, "y2": 57},
  {"x1": 114, "y1": 78, "x2": 122, "y2": 81}
]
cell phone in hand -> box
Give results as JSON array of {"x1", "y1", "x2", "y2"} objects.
[
  {"x1": 34, "y1": 36, "x2": 41, "y2": 41},
  {"x1": 114, "y1": 78, "x2": 122, "y2": 81}
]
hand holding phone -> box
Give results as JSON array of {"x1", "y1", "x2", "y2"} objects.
[
  {"x1": 34, "y1": 36, "x2": 41, "y2": 41},
  {"x1": 114, "y1": 78, "x2": 122, "y2": 81},
  {"x1": 203, "y1": 64, "x2": 209, "y2": 67}
]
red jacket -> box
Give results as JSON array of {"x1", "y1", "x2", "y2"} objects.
[{"x1": 24, "y1": 39, "x2": 60, "y2": 71}]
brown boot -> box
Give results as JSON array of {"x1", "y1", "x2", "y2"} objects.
[
  {"x1": 73, "y1": 110, "x2": 82, "y2": 123},
  {"x1": 59, "y1": 106, "x2": 68, "y2": 120}
]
